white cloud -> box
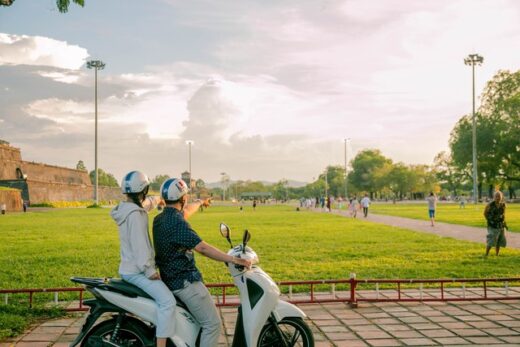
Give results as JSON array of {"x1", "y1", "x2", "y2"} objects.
[{"x1": 0, "y1": 33, "x2": 88, "y2": 70}]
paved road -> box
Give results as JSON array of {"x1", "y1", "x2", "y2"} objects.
[
  {"x1": 328, "y1": 209, "x2": 520, "y2": 249},
  {"x1": 3, "y1": 289, "x2": 520, "y2": 347}
]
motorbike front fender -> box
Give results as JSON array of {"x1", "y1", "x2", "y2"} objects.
[{"x1": 272, "y1": 300, "x2": 306, "y2": 321}]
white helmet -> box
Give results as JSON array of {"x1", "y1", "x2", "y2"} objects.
[
  {"x1": 121, "y1": 171, "x2": 150, "y2": 194},
  {"x1": 160, "y1": 178, "x2": 189, "y2": 201}
]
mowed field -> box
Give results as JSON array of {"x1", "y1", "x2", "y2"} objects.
[
  {"x1": 369, "y1": 202, "x2": 520, "y2": 232},
  {"x1": 1, "y1": 204, "x2": 519, "y2": 292}
]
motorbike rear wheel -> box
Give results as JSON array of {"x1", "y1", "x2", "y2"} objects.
[
  {"x1": 257, "y1": 317, "x2": 314, "y2": 347},
  {"x1": 81, "y1": 317, "x2": 152, "y2": 347}
]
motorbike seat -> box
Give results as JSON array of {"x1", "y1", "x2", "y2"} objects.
[{"x1": 107, "y1": 279, "x2": 189, "y2": 311}]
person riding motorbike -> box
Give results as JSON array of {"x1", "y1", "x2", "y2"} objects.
[
  {"x1": 153, "y1": 178, "x2": 252, "y2": 347},
  {"x1": 111, "y1": 170, "x2": 175, "y2": 347}
]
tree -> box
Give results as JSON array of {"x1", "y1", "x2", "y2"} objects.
[
  {"x1": 76, "y1": 160, "x2": 87, "y2": 171},
  {"x1": 89, "y1": 169, "x2": 119, "y2": 187},
  {"x1": 432, "y1": 151, "x2": 465, "y2": 197},
  {"x1": 349, "y1": 149, "x2": 392, "y2": 198},
  {"x1": 150, "y1": 174, "x2": 170, "y2": 191},
  {"x1": 0, "y1": 0, "x2": 84, "y2": 12}
]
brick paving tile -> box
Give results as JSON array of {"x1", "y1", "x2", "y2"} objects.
[
  {"x1": 381, "y1": 307, "x2": 408, "y2": 313},
  {"x1": 356, "y1": 330, "x2": 392, "y2": 339},
  {"x1": 408, "y1": 323, "x2": 441, "y2": 330},
  {"x1": 50, "y1": 343, "x2": 71, "y2": 347},
  {"x1": 484, "y1": 327, "x2": 520, "y2": 336},
  {"x1": 364, "y1": 338, "x2": 401, "y2": 346},
  {"x1": 453, "y1": 315, "x2": 485, "y2": 322},
  {"x1": 307, "y1": 313, "x2": 337, "y2": 320},
  {"x1": 378, "y1": 324, "x2": 411, "y2": 332},
  {"x1": 419, "y1": 329, "x2": 456, "y2": 338},
  {"x1": 449, "y1": 328, "x2": 488, "y2": 337},
  {"x1": 314, "y1": 319, "x2": 342, "y2": 326},
  {"x1": 350, "y1": 325, "x2": 384, "y2": 332},
  {"x1": 324, "y1": 332, "x2": 358, "y2": 341},
  {"x1": 400, "y1": 337, "x2": 437, "y2": 346},
  {"x1": 398, "y1": 316, "x2": 429, "y2": 324},
  {"x1": 465, "y1": 336, "x2": 506, "y2": 344},
  {"x1": 482, "y1": 314, "x2": 514, "y2": 324},
  {"x1": 334, "y1": 340, "x2": 368, "y2": 347},
  {"x1": 428, "y1": 315, "x2": 457, "y2": 323},
  {"x1": 388, "y1": 330, "x2": 425, "y2": 339},
  {"x1": 499, "y1": 319, "x2": 520, "y2": 327},
  {"x1": 40, "y1": 319, "x2": 73, "y2": 327},
  {"x1": 371, "y1": 318, "x2": 401, "y2": 325},
  {"x1": 438, "y1": 322, "x2": 472, "y2": 329},
  {"x1": 433, "y1": 337, "x2": 470, "y2": 345},
  {"x1": 362, "y1": 312, "x2": 392, "y2": 319},
  {"x1": 341, "y1": 318, "x2": 372, "y2": 325},
  {"x1": 19, "y1": 333, "x2": 60, "y2": 342},
  {"x1": 466, "y1": 320, "x2": 503, "y2": 329},
  {"x1": 315, "y1": 342, "x2": 333, "y2": 347},
  {"x1": 388, "y1": 311, "x2": 418, "y2": 318},
  {"x1": 320, "y1": 325, "x2": 350, "y2": 333},
  {"x1": 500, "y1": 335, "x2": 520, "y2": 343},
  {"x1": 10, "y1": 343, "x2": 49, "y2": 347},
  {"x1": 332, "y1": 312, "x2": 364, "y2": 319}
]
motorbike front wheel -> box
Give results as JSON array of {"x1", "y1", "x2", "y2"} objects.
[
  {"x1": 81, "y1": 317, "x2": 152, "y2": 347},
  {"x1": 257, "y1": 317, "x2": 314, "y2": 347}
]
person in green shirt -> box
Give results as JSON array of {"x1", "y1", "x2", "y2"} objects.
[{"x1": 484, "y1": 191, "x2": 508, "y2": 256}]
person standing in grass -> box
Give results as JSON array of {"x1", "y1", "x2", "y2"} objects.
[
  {"x1": 111, "y1": 171, "x2": 175, "y2": 347},
  {"x1": 360, "y1": 194, "x2": 371, "y2": 218},
  {"x1": 348, "y1": 196, "x2": 359, "y2": 218},
  {"x1": 426, "y1": 192, "x2": 437, "y2": 227},
  {"x1": 484, "y1": 190, "x2": 508, "y2": 257}
]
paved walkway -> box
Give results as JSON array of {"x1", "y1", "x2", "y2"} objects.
[
  {"x1": 326, "y1": 208, "x2": 520, "y2": 249},
  {"x1": 2, "y1": 290, "x2": 520, "y2": 346}
]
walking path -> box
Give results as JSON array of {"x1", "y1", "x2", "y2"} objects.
[
  {"x1": 2, "y1": 289, "x2": 519, "y2": 347},
  {"x1": 329, "y1": 209, "x2": 520, "y2": 249}
]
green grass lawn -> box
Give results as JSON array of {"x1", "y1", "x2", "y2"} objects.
[
  {"x1": 368, "y1": 202, "x2": 520, "y2": 232},
  {"x1": 1, "y1": 205, "x2": 519, "y2": 340},
  {"x1": 1, "y1": 205, "x2": 519, "y2": 290}
]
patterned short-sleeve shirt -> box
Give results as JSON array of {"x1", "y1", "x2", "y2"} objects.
[{"x1": 152, "y1": 207, "x2": 203, "y2": 290}]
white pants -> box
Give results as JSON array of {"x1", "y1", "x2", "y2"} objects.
[{"x1": 121, "y1": 273, "x2": 176, "y2": 338}]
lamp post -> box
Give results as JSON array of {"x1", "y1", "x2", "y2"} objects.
[
  {"x1": 344, "y1": 138, "x2": 350, "y2": 199},
  {"x1": 220, "y1": 172, "x2": 228, "y2": 201},
  {"x1": 185, "y1": 140, "x2": 194, "y2": 188},
  {"x1": 86, "y1": 60, "x2": 105, "y2": 205},
  {"x1": 464, "y1": 53, "x2": 483, "y2": 204}
]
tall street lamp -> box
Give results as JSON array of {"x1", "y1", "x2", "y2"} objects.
[
  {"x1": 185, "y1": 140, "x2": 194, "y2": 188},
  {"x1": 344, "y1": 138, "x2": 350, "y2": 199},
  {"x1": 87, "y1": 60, "x2": 105, "y2": 205},
  {"x1": 464, "y1": 53, "x2": 483, "y2": 204}
]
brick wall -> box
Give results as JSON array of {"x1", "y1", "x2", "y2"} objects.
[
  {"x1": 0, "y1": 143, "x2": 23, "y2": 180},
  {"x1": 0, "y1": 189, "x2": 22, "y2": 212}
]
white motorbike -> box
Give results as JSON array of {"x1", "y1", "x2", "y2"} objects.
[{"x1": 70, "y1": 223, "x2": 314, "y2": 347}]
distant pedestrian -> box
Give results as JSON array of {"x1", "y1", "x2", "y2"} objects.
[
  {"x1": 426, "y1": 192, "x2": 437, "y2": 226},
  {"x1": 1, "y1": 203, "x2": 5, "y2": 215},
  {"x1": 315, "y1": 196, "x2": 319, "y2": 208},
  {"x1": 360, "y1": 194, "x2": 371, "y2": 218},
  {"x1": 484, "y1": 190, "x2": 508, "y2": 257},
  {"x1": 252, "y1": 199, "x2": 257, "y2": 211},
  {"x1": 23, "y1": 200, "x2": 28, "y2": 213},
  {"x1": 320, "y1": 196, "x2": 325, "y2": 209},
  {"x1": 459, "y1": 196, "x2": 466, "y2": 209},
  {"x1": 326, "y1": 196, "x2": 331, "y2": 212},
  {"x1": 348, "y1": 197, "x2": 359, "y2": 218}
]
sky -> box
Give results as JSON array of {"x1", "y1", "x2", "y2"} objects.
[{"x1": 0, "y1": 0, "x2": 519, "y2": 184}]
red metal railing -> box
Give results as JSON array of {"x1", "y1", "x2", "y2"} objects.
[{"x1": 2, "y1": 277, "x2": 519, "y2": 311}]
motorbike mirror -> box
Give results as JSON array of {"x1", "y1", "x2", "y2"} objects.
[
  {"x1": 242, "y1": 230, "x2": 251, "y2": 253},
  {"x1": 220, "y1": 223, "x2": 233, "y2": 247}
]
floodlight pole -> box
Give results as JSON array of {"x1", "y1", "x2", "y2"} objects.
[
  {"x1": 464, "y1": 53, "x2": 483, "y2": 204},
  {"x1": 87, "y1": 60, "x2": 105, "y2": 205},
  {"x1": 344, "y1": 138, "x2": 350, "y2": 199}
]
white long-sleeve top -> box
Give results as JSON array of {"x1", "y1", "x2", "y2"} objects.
[{"x1": 111, "y1": 196, "x2": 160, "y2": 278}]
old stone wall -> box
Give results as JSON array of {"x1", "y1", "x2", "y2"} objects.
[
  {"x1": 21, "y1": 162, "x2": 90, "y2": 185},
  {"x1": 26, "y1": 180, "x2": 123, "y2": 203},
  {"x1": 0, "y1": 143, "x2": 23, "y2": 180},
  {"x1": 0, "y1": 189, "x2": 22, "y2": 212}
]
